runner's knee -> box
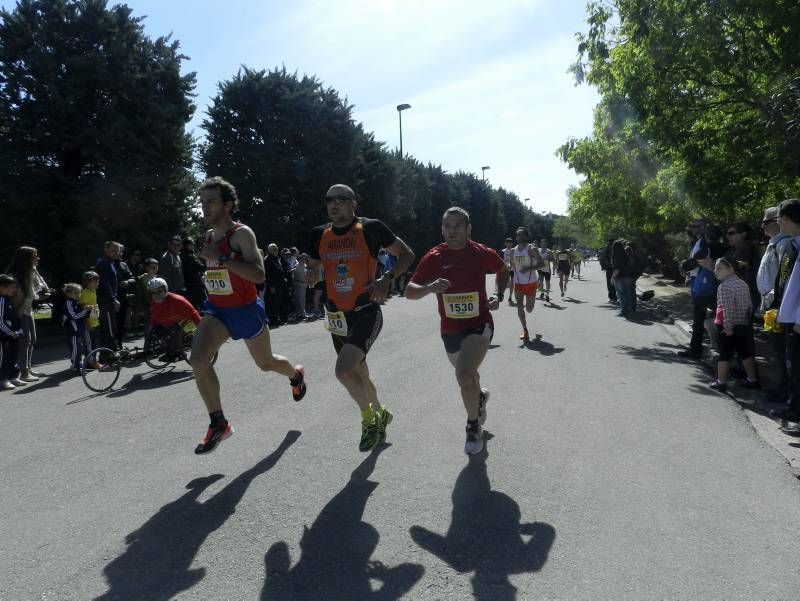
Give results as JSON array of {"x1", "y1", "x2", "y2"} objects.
[{"x1": 455, "y1": 366, "x2": 479, "y2": 389}]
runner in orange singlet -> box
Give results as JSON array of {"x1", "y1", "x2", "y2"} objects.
[
  {"x1": 307, "y1": 184, "x2": 414, "y2": 452},
  {"x1": 190, "y1": 177, "x2": 307, "y2": 455}
]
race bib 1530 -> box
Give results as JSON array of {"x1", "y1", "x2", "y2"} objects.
[{"x1": 443, "y1": 291, "x2": 479, "y2": 319}]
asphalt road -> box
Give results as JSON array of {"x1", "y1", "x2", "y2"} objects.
[{"x1": 4, "y1": 262, "x2": 800, "y2": 600}]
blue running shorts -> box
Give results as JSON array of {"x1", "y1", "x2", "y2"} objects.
[{"x1": 202, "y1": 298, "x2": 268, "y2": 340}]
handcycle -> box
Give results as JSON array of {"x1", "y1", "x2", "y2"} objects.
[{"x1": 80, "y1": 321, "x2": 217, "y2": 392}]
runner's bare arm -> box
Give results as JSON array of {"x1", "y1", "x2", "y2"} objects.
[
  {"x1": 371, "y1": 237, "x2": 415, "y2": 302},
  {"x1": 405, "y1": 278, "x2": 451, "y2": 299},
  {"x1": 383, "y1": 237, "x2": 415, "y2": 279},
  {"x1": 223, "y1": 226, "x2": 266, "y2": 284}
]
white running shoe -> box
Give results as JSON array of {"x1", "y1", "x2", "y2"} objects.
[
  {"x1": 10, "y1": 378, "x2": 28, "y2": 386},
  {"x1": 478, "y1": 388, "x2": 490, "y2": 426},
  {"x1": 1, "y1": 381, "x2": 16, "y2": 390}
]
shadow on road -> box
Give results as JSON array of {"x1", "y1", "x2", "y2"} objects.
[
  {"x1": 105, "y1": 369, "x2": 195, "y2": 398},
  {"x1": 562, "y1": 297, "x2": 586, "y2": 304},
  {"x1": 95, "y1": 431, "x2": 301, "y2": 601},
  {"x1": 522, "y1": 335, "x2": 564, "y2": 356},
  {"x1": 410, "y1": 435, "x2": 555, "y2": 600},
  {"x1": 542, "y1": 301, "x2": 566, "y2": 310},
  {"x1": 11, "y1": 367, "x2": 75, "y2": 394},
  {"x1": 262, "y1": 444, "x2": 424, "y2": 600}
]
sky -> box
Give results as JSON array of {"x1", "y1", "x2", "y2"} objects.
[{"x1": 3, "y1": 0, "x2": 601, "y2": 215}]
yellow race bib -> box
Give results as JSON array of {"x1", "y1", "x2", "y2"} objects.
[
  {"x1": 324, "y1": 309, "x2": 348, "y2": 336},
  {"x1": 443, "y1": 291, "x2": 479, "y2": 319},
  {"x1": 204, "y1": 269, "x2": 233, "y2": 296}
]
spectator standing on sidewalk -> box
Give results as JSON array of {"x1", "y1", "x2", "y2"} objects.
[
  {"x1": 159, "y1": 236, "x2": 186, "y2": 297},
  {"x1": 611, "y1": 239, "x2": 634, "y2": 316},
  {"x1": 115, "y1": 249, "x2": 136, "y2": 348},
  {"x1": 678, "y1": 220, "x2": 725, "y2": 359},
  {"x1": 95, "y1": 241, "x2": 122, "y2": 350},
  {"x1": 128, "y1": 250, "x2": 145, "y2": 279},
  {"x1": 6, "y1": 246, "x2": 50, "y2": 380},
  {"x1": 599, "y1": 239, "x2": 616, "y2": 303},
  {"x1": 0, "y1": 274, "x2": 24, "y2": 389},
  {"x1": 265, "y1": 243, "x2": 289, "y2": 325},
  {"x1": 757, "y1": 205, "x2": 793, "y2": 402},
  {"x1": 292, "y1": 253, "x2": 310, "y2": 320},
  {"x1": 724, "y1": 221, "x2": 762, "y2": 310},
  {"x1": 774, "y1": 199, "x2": 800, "y2": 433},
  {"x1": 709, "y1": 258, "x2": 759, "y2": 392},
  {"x1": 180, "y1": 238, "x2": 207, "y2": 310}
]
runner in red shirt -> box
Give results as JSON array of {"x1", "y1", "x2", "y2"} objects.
[
  {"x1": 405, "y1": 207, "x2": 508, "y2": 454},
  {"x1": 190, "y1": 177, "x2": 307, "y2": 455}
]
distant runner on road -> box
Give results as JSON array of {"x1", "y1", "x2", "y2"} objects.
[
  {"x1": 537, "y1": 239, "x2": 553, "y2": 302},
  {"x1": 510, "y1": 227, "x2": 544, "y2": 341},
  {"x1": 307, "y1": 184, "x2": 414, "y2": 452},
  {"x1": 190, "y1": 177, "x2": 307, "y2": 455},
  {"x1": 502, "y1": 237, "x2": 516, "y2": 306},
  {"x1": 555, "y1": 246, "x2": 572, "y2": 297},
  {"x1": 405, "y1": 206, "x2": 507, "y2": 455}
]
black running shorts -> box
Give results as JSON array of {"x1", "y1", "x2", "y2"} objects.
[
  {"x1": 331, "y1": 302, "x2": 383, "y2": 355},
  {"x1": 441, "y1": 322, "x2": 493, "y2": 354}
]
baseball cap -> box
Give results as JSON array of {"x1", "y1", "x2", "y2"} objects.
[
  {"x1": 147, "y1": 277, "x2": 168, "y2": 291},
  {"x1": 325, "y1": 184, "x2": 355, "y2": 200}
]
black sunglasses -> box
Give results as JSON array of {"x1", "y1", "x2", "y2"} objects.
[{"x1": 726, "y1": 231, "x2": 739, "y2": 236}]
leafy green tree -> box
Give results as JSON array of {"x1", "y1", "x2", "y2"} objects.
[
  {"x1": 0, "y1": 0, "x2": 196, "y2": 279},
  {"x1": 200, "y1": 67, "x2": 361, "y2": 248}
]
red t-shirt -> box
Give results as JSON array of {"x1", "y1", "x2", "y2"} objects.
[
  {"x1": 410, "y1": 240, "x2": 505, "y2": 335},
  {"x1": 149, "y1": 292, "x2": 201, "y2": 327}
]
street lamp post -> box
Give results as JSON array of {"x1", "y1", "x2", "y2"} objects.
[
  {"x1": 481, "y1": 165, "x2": 491, "y2": 181},
  {"x1": 397, "y1": 103, "x2": 411, "y2": 158},
  {"x1": 524, "y1": 198, "x2": 531, "y2": 207}
]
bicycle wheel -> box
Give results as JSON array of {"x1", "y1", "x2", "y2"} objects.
[
  {"x1": 82, "y1": 348, "x2": 121, "y2": 392},
  {"x1": 144, "y1": 334, "x2": 171, "y2": 370}
]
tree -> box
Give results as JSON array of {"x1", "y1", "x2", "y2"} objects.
[
  {"x1": 200, "y1": 67, "x2": 360, "y2": 247},
  {"x1": 0, "y1": 0, "x2": 196, "y2": 279}
]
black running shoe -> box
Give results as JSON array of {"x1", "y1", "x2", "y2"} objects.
[{"x1": 195, "y1": 422, "x2": 234, "y2": 454}]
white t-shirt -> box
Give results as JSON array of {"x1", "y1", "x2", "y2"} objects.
[{"x1": 538, "y1": 248, "x2": 552, "y2": 273}]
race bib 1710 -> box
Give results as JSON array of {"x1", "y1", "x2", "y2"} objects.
[{"x1": 204, "y1": 269, "x2": 233, "y2": 295}]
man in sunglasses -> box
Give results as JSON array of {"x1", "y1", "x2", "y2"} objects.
[{"x1": 307, "y1": 184, "x2": 414, "y2": 452}]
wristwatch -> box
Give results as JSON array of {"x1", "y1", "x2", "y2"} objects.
[
  {"x1": 217, "y1": 255, "x2": 229, "y2": 265},
  {"x1": 384, "y1": 271, "x2": 395, "y2": 281}
]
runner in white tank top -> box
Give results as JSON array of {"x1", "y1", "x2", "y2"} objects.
[{"x1": 510, "y1": 227, "x2": 544, "y2": 341}]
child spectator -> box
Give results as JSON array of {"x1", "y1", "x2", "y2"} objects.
[
  {"x1": 147, "y1": 277, "x2": 201, "y2": 359},
  {"x1": 0, "y1": 274, "x2": 25, "y2": 389},
  {"x1": 79, "y1": 271, "x2": 100, "y2": 336},
  {"x1": 62, "y1": 283, "x2": 92, "y2": 372},
  {"x1": 709, "y1": 258, "x2": 759, "y2": 392}
]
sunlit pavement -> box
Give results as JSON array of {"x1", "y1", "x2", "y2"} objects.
[{"x1": 5, "y1": 262, "x2": 800, "y2": 600}]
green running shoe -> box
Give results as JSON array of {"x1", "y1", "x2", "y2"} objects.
[
  {"x1": 375, "y1": 406, "x2": 394, "y2": 445},
  {"x1": 359, "y1": 414, "x2": 380, "y2": 452}
]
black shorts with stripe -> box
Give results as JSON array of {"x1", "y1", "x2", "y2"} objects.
[{"x1": 330, "y1": 302, "x2": 383, "y2": 355}]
